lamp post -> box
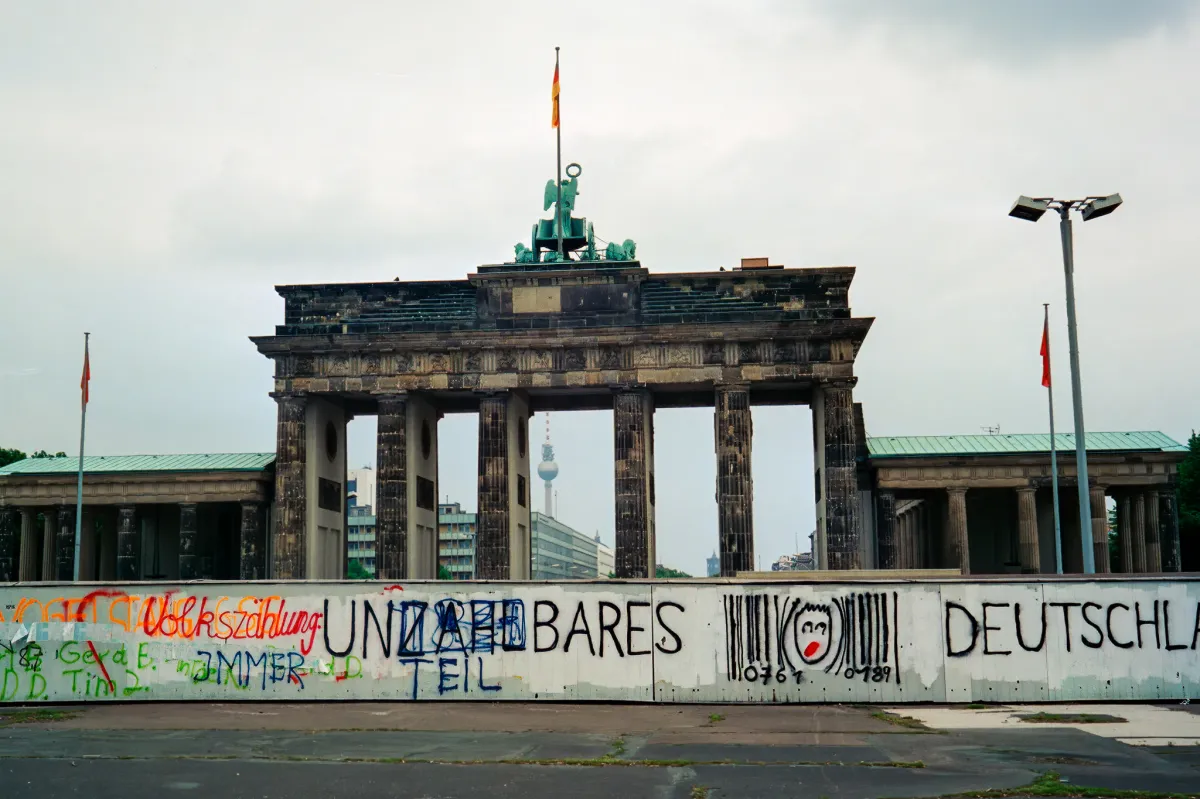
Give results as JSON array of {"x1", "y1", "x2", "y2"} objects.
[{"x1": 1009, "y1": 193, "x2": 1122, "y2": 574}]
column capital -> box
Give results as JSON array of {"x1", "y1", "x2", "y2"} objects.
[
  {"x1": 820, "y1": 378, "x2": 858, "y2": 391},
  {"x1": 376, "y1": 393, "x2": 409, "y2": 413},
  {"x1": 1015, "y1": 485, "x2": 1037, "y2": 495},
  {"x1": 946, "y1": 486, "x2": 969, "y2": 496}
]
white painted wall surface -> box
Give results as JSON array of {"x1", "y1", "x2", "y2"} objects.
[{"x1": 1, "y1": 579, "x2": 1198, "y2": 703}]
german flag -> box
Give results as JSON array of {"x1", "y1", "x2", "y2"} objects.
[{"x1": 551, "y1": 62, "x2": 560, "y2": 128}]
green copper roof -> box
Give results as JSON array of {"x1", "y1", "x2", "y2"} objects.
[
  {"x1": 866, "y1": 431, "x2": 1186, "y2": 459},
  {"x1": 0, "y1": 453, "x2": 276, "y2": 476}
]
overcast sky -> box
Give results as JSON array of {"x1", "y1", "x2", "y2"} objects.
[{"x1": 2, "y1": 1, "x2": 1198, "y2": 576}]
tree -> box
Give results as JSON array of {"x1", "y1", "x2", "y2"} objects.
[
  {"x1": 346, "y1": 559, "x2": 371, "y2": 580},
  {"x1": 1179, "y1": 431, "x2": 1200, "y2": 568},
  {"x1": 0, "y1": 448, "x2": 67, "y2": 468},
  {"x1": 438, "y1": 564, "x2": 452, "y2": 580},
  {"x1": 0, "y1": 448, "x2": 26, "y2": 468},
  {"x1": 655, "y1": 565, "x2": 692, "y2": 579}
]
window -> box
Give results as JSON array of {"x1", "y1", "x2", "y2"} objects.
[
  {"x1": 318, "y1": 477, "x2": 342, "y2": 512},
  {"x1": 416, "y1": 476, "x2": 435, "y2": 511}
]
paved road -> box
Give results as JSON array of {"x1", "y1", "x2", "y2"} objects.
[{"x1": 1, "y1": 702, "x2": 1197, "y2": 797}]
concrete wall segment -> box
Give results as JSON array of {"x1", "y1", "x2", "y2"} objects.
[{"x1": 1, "y1": 577, "x2": 1197, "y2": 704}]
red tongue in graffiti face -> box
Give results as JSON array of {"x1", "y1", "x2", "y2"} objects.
[{"x1": 794, "y1": 604, "x2": 832, "y2": 665}]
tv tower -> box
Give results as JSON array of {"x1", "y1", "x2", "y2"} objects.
[{"x1": 536, "y1": 413, "x2": 559, "y2": 517}]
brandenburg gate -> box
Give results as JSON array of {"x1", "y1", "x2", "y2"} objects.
[{"x1": 251, "y1": 165, "x2": 873, "y2": 580}]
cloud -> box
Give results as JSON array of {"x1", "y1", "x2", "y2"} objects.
[{"x1": 807, "y1": 0, "x2": 1198, "y2": 61}]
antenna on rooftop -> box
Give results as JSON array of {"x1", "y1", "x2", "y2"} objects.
[{"x1": 981, "y1": 425, "x2": 1001, "y2": 435}]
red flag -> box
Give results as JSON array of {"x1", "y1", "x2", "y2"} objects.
[
  {"x1": 551, "y1": 62, "x2": 560, "y2": 128},
  {"x1": 81, "y1": 342, "x2": 90, "y2": 407},
  {"x1": 1039, "y1": 318, "x2": 1051, "y2": 388}
]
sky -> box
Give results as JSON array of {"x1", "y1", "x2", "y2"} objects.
[{"x1": 2, "y1": 1, "x2": 1198, "y2": 577}]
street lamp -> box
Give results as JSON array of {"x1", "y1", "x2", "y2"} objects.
[{"x1": 1009, "y1": 193, "x2": 1122, "y2": 575}]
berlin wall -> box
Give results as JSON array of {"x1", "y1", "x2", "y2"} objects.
[{"x1": 2, "y1": 579, "x2": 1198, "y2": 704}]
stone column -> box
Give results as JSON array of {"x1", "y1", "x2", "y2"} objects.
[
  {"x1": 1016, "y1": 486, "x2": 1040, "y2": 574},
  {"x1": 272, "y1": 394, "x2": 307, "y2": 579},
  {"x1": 239, "y1": 501, "x2": 265, "y2": 580},
  {"x1": 1117, "y1": 493, "x2": 1134, "y2": 574},
  {"x1": 476, "y1": 394, "x2": 535, "y2": 579},
  {"x1": 893, "y1": 510, "x2": 906, "y2": 569},
  {"x1": 178, "y1": 503, "x2": 198, "y2": 580},
  {"x1": 476, "y1": 395, "x2": 510, "y2": 579},
  {"x1": 947, "y1": 488, "x2": 969, "y2": 575},
  {"x1": 1089, "y1": 486, "x2": 1110, "y2": 574},
  {"x1": 53, "y1": 505, "x2": 75, "y2": 581},
  {"x1": 376, "y1": 394, "x2": 409, "y2": 579},
  {"x1": 904, "y1": 509, "x2": 917, "y2": 569},
  {"x1": 714, "y1": 385, "x2": 753, "y2": 576},
  {"x1": 1131, "y1": 493, "x2": 1148, "y2": 573},
  {"x1": 814, "y1": 383, "x2": 861, "y2": 570},
  {"x1": 876, "y1": 491, "x2": 897, "y2": 570},
  {"x1": 1161, "y1": 492, "x2": 1181, "y2": 572},
  {"x1": 916, "y1": 503, "x2": 928, "y2": 569},
  {"x1": 40, "y1": 511, "x2": 54, "y2": 580},
  {"x1": 19, "y1": 509, "x2": 39, "y2": 581},
  {"x1": 0, "y1": 507, "x2": 16, "y2": 582},
  {"x1": 613, "y1": 389, "x2": 655, "y2": 578},
  {"x1": 1144, "y1": 489, "x2": 1161, "y2": 573},
  {"x1": 116, "y1": 505, "x2": 138, "y2": 580}
]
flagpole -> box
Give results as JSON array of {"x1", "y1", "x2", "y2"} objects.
[
  {"x1": 1044, "y1": 305, "x2": 1063, "y2": 574},
  {"x1": 74, "y1": 331, "x2": 89, "y2": 582},
  {"x1": 554, "y1": 46, "x2": 563, "y2": 259}
]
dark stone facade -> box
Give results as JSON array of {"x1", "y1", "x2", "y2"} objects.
[
  {"x1": 178, "y1": 503, "x2": 198, "y2": 580},
  {"x1": 239, "y1": 501, "x2": 265, "y2": 580},
  {"x1": 476, "y1": 396, "x2": 512, "y2": 579},
  {"x1": 613, "y1": 389, "x2": 654, "y2": 578},
  {"x1": 715, "y1": 385, "x2": 753, "y2": 576},
  {"x1": 273, "y1": 395, "x2": 307, "y2": 579},
  {"x1": 55, "y1": 504, "x2": 75, "y2": 581},
  {"x1": 0, "y1": 507, "x2": 16, "y2": 582},
  {"x1": 819, "y1": 385, "x2": 861, "y2": 570},
  {"x1": 375, "y1": 395, "x2": 409, "y2": 579},
  {"x1": 254, "y1": 259, "x2": 875, "y2": 577}
]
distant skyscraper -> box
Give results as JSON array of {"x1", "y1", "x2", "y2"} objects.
[
  {"x1": 536, "y1": 413, "x2": 559, "y2": 517},
  {"x1": 706, "y1": 551, "x2": 720, "y2": 577}
]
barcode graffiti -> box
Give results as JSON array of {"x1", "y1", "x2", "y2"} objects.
[{"x1": 723, "y1": 591, "x2": 900, "y2": 686}]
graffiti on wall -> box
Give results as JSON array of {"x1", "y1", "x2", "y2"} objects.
[
  {"x1": 721, "y1": 591, "x2": 899, "y2": 687},
  {"x1": 2, "y1": 580, "x2": 1199, "y2": 703}
]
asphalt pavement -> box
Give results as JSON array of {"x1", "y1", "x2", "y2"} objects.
[{"x1": 1, "y1": 702, "x2": 1197, "y2": 798}]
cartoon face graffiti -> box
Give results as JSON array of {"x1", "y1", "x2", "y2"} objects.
[{"x1": 792, "y1": 602, "x2": 833, "y2": 664}]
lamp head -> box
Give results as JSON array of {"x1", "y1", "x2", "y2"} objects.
[
  {"x1": 1009, "y1": 196, "x2": 1049, "y2": 222},
  {"x1": 1080, "y1": 193, "x2": 1122, "y2": 221}
]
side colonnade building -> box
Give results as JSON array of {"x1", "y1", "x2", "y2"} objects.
[{"x1": 0, "y1": 429, "x2": 1187, "y2": 582}]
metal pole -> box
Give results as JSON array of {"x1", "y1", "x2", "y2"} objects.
[
  {"x1": 1058, "y1": 210, "x2": 1095, "y2": 574},
  {"x1": 554, "y1": 47, "x2": 563, "y2": 259},
  {"x1": 1044, "y1": 304, "x2": 1063, "y2": 574},
  {"x1": 73, "y1": 332, "x2": 89, "y2": 582}
]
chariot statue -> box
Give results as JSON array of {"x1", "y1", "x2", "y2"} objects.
[{"x1": 511, "y1": 162, "x2": 635, "y2": 264}]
